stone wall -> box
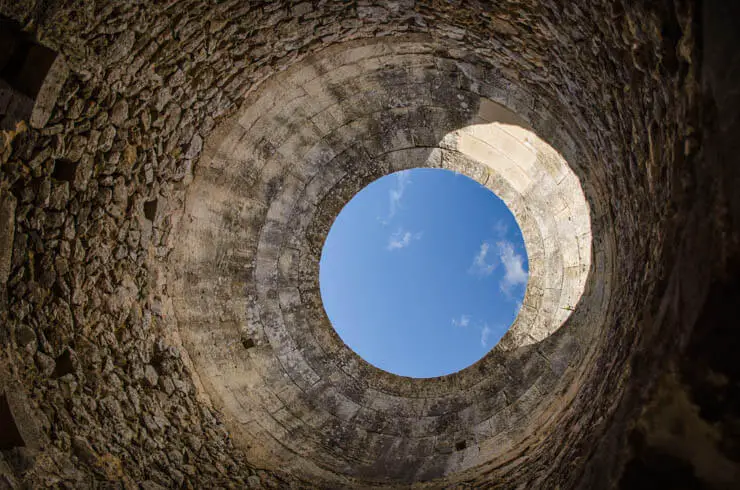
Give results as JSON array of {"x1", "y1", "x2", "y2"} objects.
[{"x1": 0, "y1": 1, "x2": 736, "y2": 489}]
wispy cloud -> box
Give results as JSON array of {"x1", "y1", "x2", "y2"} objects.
[
  {"x1": 480, "y1": 324, "x2": 492, "y2": 347},
  {"x1": 387, "y1": 228, "x2": 422, "y2": 251},
  {"x1": 381, "y1": 170, "x2": 411, "y2": 225},
  {"x1": 451, "y1": 314, "x2": 470, "y2": 328},
  {"x1": 493, "y1": 219, "x2": 508, "y2": 237},
  {"x1": 470, "y1": 242, "x2": 497, "y2": 275},
  {"x1": 498, "y1": 241, "x2": 528, "y2": 294}
]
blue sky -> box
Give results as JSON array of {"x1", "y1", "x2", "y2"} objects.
[{"x1": 319, "y1": 169, "x2": 528, "y2": 378}]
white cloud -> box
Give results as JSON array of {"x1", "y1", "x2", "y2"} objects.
[
  {"x1": 470, "y1": 242, "x2": 496, "y2": 275},
  {"x1": 498, "y1": 241, "x2": 528, "y2": 294},
  {"x1": 387, "y1": 228, "x2": 422, "y2": 251},
  {"x1": 480, "y1": 324, "x2": 492, "y2": 347},
  {"x1": 451, "y1": 315, "x2": 470, "y2": 328},
  {"x1": 493, "y1": 219, "x2": 508, "y2": 237},
  {"x1": 388, "y1": 170, "x2": 411, "y2": 221}
]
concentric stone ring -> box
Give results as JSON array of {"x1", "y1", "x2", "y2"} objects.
[{"x1": 172, "y1": 37, "x2": 607, "y2": 486}]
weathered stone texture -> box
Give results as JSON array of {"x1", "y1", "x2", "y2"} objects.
[{"x1": 0, "y1": 0, "x2": 736, "y2": 489}]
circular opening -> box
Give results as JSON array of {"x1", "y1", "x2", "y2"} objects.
[{"x1": 319, "y1": 168, "x2": 529, "y2": 378}]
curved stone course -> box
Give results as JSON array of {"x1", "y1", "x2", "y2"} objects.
[{"x1": 173, "y1": 38, "x2": 597, "y2": 485}]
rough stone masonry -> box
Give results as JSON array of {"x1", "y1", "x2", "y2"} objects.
[{"x1": 0, "y1": 1, "x2": 739, "y2": 489}]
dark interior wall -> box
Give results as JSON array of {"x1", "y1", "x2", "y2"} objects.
[
  {"x1": 610, "y1": 2, "x2": 740, "y2": 488},
  {"x1": 0, "y1": 1, "x2": 736, "y2": 488}
]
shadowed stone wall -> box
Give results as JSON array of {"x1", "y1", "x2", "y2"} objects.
[{"x1": 0, "y1": 1, "x2": 737, "y2": 489}]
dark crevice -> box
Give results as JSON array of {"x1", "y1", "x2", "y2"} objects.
[
  {"x1": 52, "y1": 348, "x2": 74, "y2": 378},
  {"x1": 143, "y1": 199, "x2": 157, "y2": 221},
  {"x1": 51, "y1": 160, "x2": 78, "y2": 182},
  {"x1": 31, "y1": 251, "x2": 42, "y2": 282}
]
